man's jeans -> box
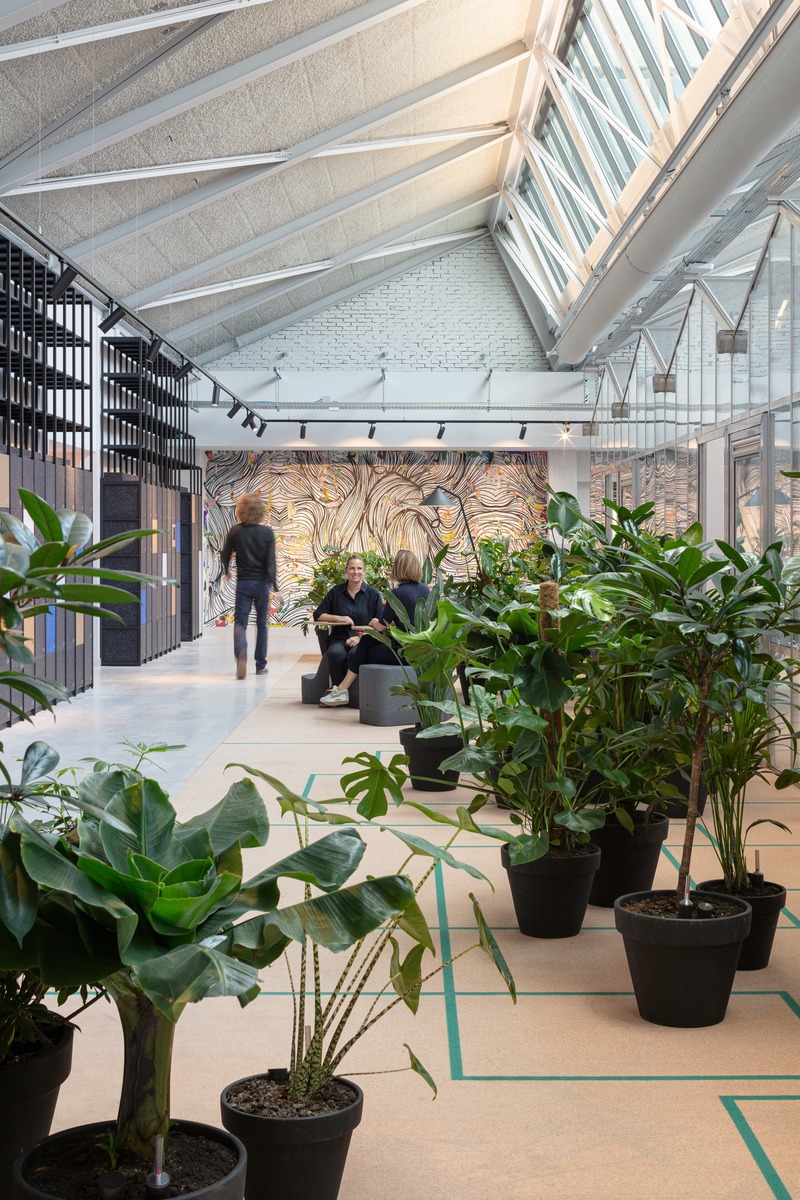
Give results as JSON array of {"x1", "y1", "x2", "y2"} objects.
[{"x1": 233, "y1": 580, "x2": 270, "y2": 670}]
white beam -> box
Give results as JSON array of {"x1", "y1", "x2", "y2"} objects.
[
  {"x1": 0, "y1": 0, "x2": 67, "y2": 34},
  {"x1": 167, "y1": 192, "x2": 495, "y2": 339},
  {"x1": 195, "y1": 236, "x2": 487, "y2": 364},
  {"x1": 7, "y1": 125, "x2": 509, "y2": 194},
  {"x1": 125, "y1": 136, "x2": 508, "y2": 310},
  {"x1": 142, "y1": 229, "x2": 485, "y2": 307},
  {"x1": 0, "y1": 0, "x2": 274, "y2": 60},
  {"x1": 65, "y1": 45, "x2": 524, "y2": 257},
  {"x1": 0, "y1": 0, "x2": 431, "y2": 190}
]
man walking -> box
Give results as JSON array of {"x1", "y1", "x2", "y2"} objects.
[{"x1": 221, "y1": 493, "x2": 278, "y2": 679}]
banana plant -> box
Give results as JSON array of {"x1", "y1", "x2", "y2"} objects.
[{"x1": 1, "y1": 765, "x2": 415, "y2": 1160}]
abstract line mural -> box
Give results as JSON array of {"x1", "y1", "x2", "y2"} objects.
[{"x1": 204, "y1": 449, "x2": 548, "y2": 625}]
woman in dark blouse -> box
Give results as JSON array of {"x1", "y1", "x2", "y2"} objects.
[{"x1": 319, "y1": 550, "x2": 429, "y2": 708}]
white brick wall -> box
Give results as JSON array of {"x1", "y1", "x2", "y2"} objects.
[{"x1": 214, "y1": 240, "x2": 549, "y2": 371}]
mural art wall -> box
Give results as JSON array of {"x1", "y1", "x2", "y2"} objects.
[{"x1": 204, "y1": 449, "x2": 548, "y2": 625}]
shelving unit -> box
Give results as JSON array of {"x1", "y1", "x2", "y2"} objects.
[
  {"x1": 0, "y1": 233, "x2": 94, "y2": 724},
  {"x1": 100, "y1": 336, "x2": 201, "y2": 664}
]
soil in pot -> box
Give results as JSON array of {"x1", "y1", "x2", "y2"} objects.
[
  {"x1": 697, "y1": 878, "x2": 786, "y2": 970},
  {"x1": 221, "y1": 1073, "x2": 363, "y2": 1200},
  {"x1": 501, "y1": 842, "x2": 601, "y2": 938},
  {"x1": 588, "y1": 811, "x2": 669, "y2": 908},
  {"x1": 14, "y1": 1122, "x2": 241, "y2": 1200}
]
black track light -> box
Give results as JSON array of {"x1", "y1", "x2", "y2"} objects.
[
  {"x1": 368, "y1": 423, "x2": 376, "y2": 440},
  {"x1": 145, "y1": 335, "x2": 163, "y2": 363},
  {"x1": 242, "y1": 410, "x2": 256, "y2": 429},
  {"x1": 174, "y1": 361, "x2": 193, "y2": 382},
  {"x1": 300, "y1": 422, "x2": 307, "y2": 440},
  {"x1": 210, "y1": 384, "x2": 220, "y2": 407},
  {"x1": 99, "y1": 304, "x2": 126, "y2": 333},
  {"x1": 227, "y1": 400, "x2": 243, "y2": 420},
  {"x1": 437, "y1": 423, "x2": 445, "y2": 440},
  {"x1": 48, "y1": 265, "x2": 78, "y2": 302},
  {"x1": 519, "y1": 423, "x2": 527, "y2": 440},
  {"x1": 256, "y1": 419, "x2": 267, "y2": 438}
]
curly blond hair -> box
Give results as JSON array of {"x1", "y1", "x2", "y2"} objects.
[{"x1": 235, "y1": 493, "x2": 267, "y2": 526}]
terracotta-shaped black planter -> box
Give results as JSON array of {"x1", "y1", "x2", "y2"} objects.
[
  {"x1": 588, "y1": 812, "x2": 669, "y2": 907},
  {"x1": 398, "y1": 726, "x2": 461, "y2": 792},
  {"x1": 0, "y1": 1021, "x2": 73, "y2": 1194},
  {"x1": 614, "y1": 889, "x2": 752, "y2": 1027},
  {"x1": 501, "y1": 843, "x2": 601, "y2": 938},
  {"x1": 697, "y1": 879, "x2": 786, "y2": 970},
  {"x1": 13, "y1": 1119, "x2": 246, "y2": 1200},
  {"x1": 221, "y1": 1074, "x2": 363, "y2": 1200}
]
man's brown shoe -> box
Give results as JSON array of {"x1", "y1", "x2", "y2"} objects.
[{"x1": 236, "y1": 653, "x2": 247, "y2": 680}]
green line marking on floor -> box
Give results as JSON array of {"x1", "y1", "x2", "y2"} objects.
[
  {"x1": 434, "y1": 861, "x2": 465, "y2": 1082},
  {"x1": 720, "y1": 1095, "x2": 799, "y2": 1200}
]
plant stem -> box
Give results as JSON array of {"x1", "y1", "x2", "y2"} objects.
[{"x1": 105, "y1": 969, "x2": 175, "y2": 1160}]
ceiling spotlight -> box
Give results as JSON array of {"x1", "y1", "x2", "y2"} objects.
[
  {"x1": 99, "y1": 304, "x2": 126, "y2": 333},
  {"x1": 227, "y1": 399, "x2": 243, "y2": 420},
  {"x1": 300, "y1": 422, "x2": 307, "y2": 440},
  {"x1": 519, "y1": 423, "x2": 527, "y2": 440},
  {"x1": 145, "y1": 335, "x2": 163, "y2": 363},
  {"x1": 558, "y1": 422, "x2": 572, "y2": 442},
  {"x1": 437, "y1": 424, "x2": 445, "y2": 440},
  {"x1": 242, "y1": 410, "x2": 256, "y2": 429},
  {"x1": 211, "y1": 384, "x2": 220, "y2": 407},
  {"x1": 48, "y1": 264, "x2": 78, "y2": 302},
  {"x1": 256, "y1": 419, "x2": 267, "y2": 438},
  {"x1": 368, "y1": 423, "x2": 376, "y2": 440},
  {"x1": 174, "y1": 361, "x2": 193, "y2": 382}
]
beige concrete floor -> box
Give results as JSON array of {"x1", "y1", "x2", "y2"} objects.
[{"x1": 17, "y1": 628, "x2": 800, "y2": 1200}]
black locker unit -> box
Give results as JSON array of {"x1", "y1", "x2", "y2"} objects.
[
  {"x1": 0, "y1": 234, "x2": 94, "y2": 726},
  {"x1": 180, "y1": 490, "x2": 202, "y2": 642},
  {"x1": 100, "y1": 336, "x2": 199, "y2": 665}
]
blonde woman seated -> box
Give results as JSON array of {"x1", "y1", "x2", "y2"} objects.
[{"x1": 319, "y1": 550, "x2": 429, "y2": 708}]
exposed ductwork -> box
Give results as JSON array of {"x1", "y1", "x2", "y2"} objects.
[{"x1": 555, "y1": 7, "x2": 800, "y2": 365}]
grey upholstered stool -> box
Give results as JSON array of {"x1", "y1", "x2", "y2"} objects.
[{"x1": 359, "y1": 664, "x2": 416, "y2": 726}]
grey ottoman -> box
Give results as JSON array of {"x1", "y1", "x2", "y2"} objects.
[
  {"x1": 359, "y1": 664, "x2": 416, "y2": 726},
  {"x1": 301, "y1": 653, "x2": 330, "y2": 704}
]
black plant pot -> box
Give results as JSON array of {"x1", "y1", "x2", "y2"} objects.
[
  {"x1": 0, "y1": 1021, "x2": 73, "y2": 1194},
  {"x1": 614, "y1": 889, "x2": 752, "y2": 1027},
  {"x1": 221, "y1": 1075, "x2": 363, "y2": 1200},
  {"x1": 661, "y1": 769, "x2": 708, "y2": 820},
  {"x1": 13, "y1": 1118, "x2": 246, "y2": 1200},
  {"x1": 697, "y1": 879, "x2": 786, "y2": 970},
  {"x1": 588, "y1": 812, "x2": 669, "y2": 908},
  {"x1": 398, "y1": 726, "x2": 461, "y2": 792},
  {"x1": 501, "y1": 843, "x2": 601, "y2": 938}
]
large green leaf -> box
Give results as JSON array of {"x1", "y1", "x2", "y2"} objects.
[
  {"x1": 0, "y1": 826, "x2": 38, "y2": 945},
  {"x1": 404, "y1": 1044, "x2": 437, "y2": 1098},
  {"x1": 263, "y1": 874, "x2": 415, "y2": 953},
  {"x1": 471, "y1": 894, "x2": 516, "y2": 1001},
  {"x1": 18, "y1": 740, "x2": 59, "y2": 785},
  {"x1": 56, "y1": 508, "x2": 93, "y2": 548},
  {"x1": 396, "y1": 894, "x2": 435, "y2": 952},
  {"x1": 180, "y1": 778, "x2": 269, "y2": 854},
  {"x1": 238, "y1": 827, "x2": 367, "y2": 904},
  {"x1": 133, "y1": 942, "x2": 261, "y2": 1020},
  {"x1": 547, "y1": 491, "x2": 583, "y2": 536},
  {"x1": 0, "y1": 509, "x2": 39, "y2": 552},
  {"x1": 383, "y1": 829, "x2": 489, "y2": 883},
  {"x1": 18, "y1": 490, "x2": 65, "y2": 543},
  {"x1": 101, "y1": 780, "x2": 183, "y2": 872},
  {"x1": 150, "y1": 872, "x2": 241, "y2": 932},
  {"x1": 390, "y1": 937, "x2": 426, "y2": 1013},
  {"x1": 340, "y1": 751, "x2": 408, "y2": 817}
]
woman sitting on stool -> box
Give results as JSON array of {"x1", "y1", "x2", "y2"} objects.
[
  {"x1": 312, "y1": 553, "x2": 384, "y2": 688},
  {"x1": 319, "y1": 550, "x2": 429, "y2": 708}
]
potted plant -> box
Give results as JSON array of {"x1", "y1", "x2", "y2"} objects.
[
  {"x1": 696, "y1": 686, "x2": 799, "y2": 969},
  {"x1": 596, "y1": 520, "x2": 800, "y2": 1026},
  {"x1": 6, "y1": 757, "x2": 415, "y2": 1199},
  {"x1": 219, "y1": 757, "x2": 515, "y2": 1200},
  {"x1": 0, "y1": 489, "x2": 165, "y2": 1186}
]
